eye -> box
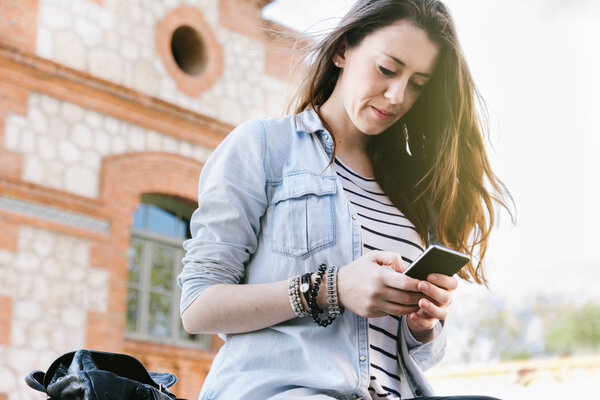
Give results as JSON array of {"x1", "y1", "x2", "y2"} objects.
[
  {"x1": 377, "y1": 66, "x2": 396, "y2": 77},
  {"x1": 410, "y1": 81, "x2": 425, "y2": 90}
]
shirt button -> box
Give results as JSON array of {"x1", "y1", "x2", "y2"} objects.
[
  {"x1": 352, "y1": 214, "x2": 358, "y2": 220},
  {"x1": 323, "y1": 132, "x2": 330, "y2": 141},
  {"x1": 359, "y1": 355, "x2": 366, "y2": 362},
  {"x1": 352, "y1": 395, "x2": 359, "y2": 399}
]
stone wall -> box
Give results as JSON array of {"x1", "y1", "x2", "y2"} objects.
[
  {"x1": 0, "y1": 226, "x2": 108, "y2": 398},
  {"x1": 3, "y1": 93, "x2": 212, "y2": 198},
  {"x1": 36, "y1": 0, "x2": 289, "y2": 125},
  {"x1": 0, "y1": 0, "x2": 298, "y2": 399}
]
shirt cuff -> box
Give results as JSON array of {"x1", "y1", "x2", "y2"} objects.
[{"x1": 402, "y1": 316, "x2": 444, "y2": 350}]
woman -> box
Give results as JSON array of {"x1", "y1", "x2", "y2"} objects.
[{"x1": 178, "y1": 0, "x2": 511, "y2": 398}]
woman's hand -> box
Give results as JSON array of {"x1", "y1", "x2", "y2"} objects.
[
  {"x1": 335, "y1": 250, "x2": 459, "y2": 343},
  {"x1": 336, "y1": 251, "x2": 424, "y2": 318},
  {"x1": 406, "y1": 273, "x2": 459, "y2": 342}
]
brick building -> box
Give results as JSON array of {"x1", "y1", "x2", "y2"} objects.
[{"x1": 0, "y1": 1, "x2": 303, "y2": 399}]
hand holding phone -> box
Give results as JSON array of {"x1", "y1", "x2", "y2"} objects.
[{"x1": 402, "y1": 244, "x2": 469, "y2": 280}]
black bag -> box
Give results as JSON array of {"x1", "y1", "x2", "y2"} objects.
[{"x1": 25, "y1": 349, "x2": 182, "y2": 400}]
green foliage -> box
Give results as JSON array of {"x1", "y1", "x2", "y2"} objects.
[
  {"x1": 466, "y1": 301, "x2": 536, "y2": 362},
  {"x1": 543, "y1": 301, "x2": 600, "y2": 356},
  {"x1": 500, "y1": 347, "x2": 534, "y2": 361},
  {"x1": 461, "y1": 296, "x2": 600, "y2": 362}
]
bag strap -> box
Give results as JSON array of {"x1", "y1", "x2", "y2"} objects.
[
  {"x1": 24, "y1": 370, "x2": 47, "y2": 393},
  {"x1": 25, "y1": 350, "x2": 180, "y2": 396},
  {"x1": 148, "y1": 372, "x2": 177, "y2": 389}
]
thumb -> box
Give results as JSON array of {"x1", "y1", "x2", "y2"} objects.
[{"x1": 372, "y1": 251, "x2": 406, "y2": 273}]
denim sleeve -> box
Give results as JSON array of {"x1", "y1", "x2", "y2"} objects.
[
  {"x1": 400, "y1": 317, "x2": 446, "y2": 371},
  {"x1": 177, "y1": 118, "x2": 267, "y2": 314}
]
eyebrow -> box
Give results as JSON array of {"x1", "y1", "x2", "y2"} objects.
[{"x1": 384, "y1": 53, "x2": 432, "y2": 78}]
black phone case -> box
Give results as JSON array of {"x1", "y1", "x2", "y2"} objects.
[{"x1": 403, "y1": 246, "x2": 469, "y2": 280}]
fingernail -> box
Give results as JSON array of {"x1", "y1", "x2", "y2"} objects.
[
  {"x1": 420, "y1": 282, "x2": 429, "y2": 291},
  {"x1": 428, "y1": 274, "x2": 437, "y2": 282}
]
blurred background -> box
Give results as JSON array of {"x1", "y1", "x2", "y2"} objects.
[
  {"x1": 264, "y1": 0, "x2": 600, "y2": 397},
  {"x1": 0, "y1": 0, "x2": 598, "y2": 399}
]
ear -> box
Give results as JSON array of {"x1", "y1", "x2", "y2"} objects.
[{"x1": 333, "y1": 38, "x2": 348, "y2": 68}]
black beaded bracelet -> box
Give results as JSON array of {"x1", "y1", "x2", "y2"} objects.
[
  {"x1": 308, "y1": 263, "x2": 338, "y2": 327},
  {"x1": 308, "y1": 264, "x2": 326, "y2": 315}
]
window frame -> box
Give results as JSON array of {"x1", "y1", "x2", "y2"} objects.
[{"x1": 125, "y1": 201, "x2": 210, "y2": 350}]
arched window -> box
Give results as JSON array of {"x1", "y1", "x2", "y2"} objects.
[{"x1": 126, "y1": 194, "x2": 209, "y2": 348}]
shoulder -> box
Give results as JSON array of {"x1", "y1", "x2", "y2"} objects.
[
  {"x1": 224, "y1": 112, "x2": 315, "y2": 160},
  {"x1": 211, "y1": 110, "x2": 326, "y2": 181},
  {"x1": 221, "y1": 113, "x2": 298, "y2": 148}
]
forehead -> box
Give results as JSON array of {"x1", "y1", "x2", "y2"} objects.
[{"x1": 358, "y1": 19, "x2": 439, "y2": 74}]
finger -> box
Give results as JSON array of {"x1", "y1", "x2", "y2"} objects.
[
  {"x1": 427, "y1": 273, "x2": 459, "y2": 291},
  {"x1": 418, "y1": 298, "x2": 447, "y2": 321},
  {"x1": 382, "y1": 269, "x2": 420, "y2": 292},
  {"x1": 384, "y1": 302, "x2": 420, "y2": 317},
  {"x1": 417, "y1": 281, "x2": 452, "y2": 307},
  {"x1": 408, "y1": 311, "x2": 437, "y2": 331},
  {"x1": 381, "y1": 287, "x2": 424, "y2": 306},
  {"x1": 370, "y1": 251, "x2": 406, "y2": 273}
]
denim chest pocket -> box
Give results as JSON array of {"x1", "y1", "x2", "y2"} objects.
[{"x1": 269, "y1": 173, "x2": 337, "y2": 259}]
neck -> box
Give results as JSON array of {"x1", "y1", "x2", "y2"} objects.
[
  {"x1": 318, "y1": 93, "x2": 373, "y2": 178},
  {"x1": 334, "y1": 145, "x2": 374, "y2": 178},
  {"x1": 318, "y1": 101, "x2": 368, "y2": 156}
]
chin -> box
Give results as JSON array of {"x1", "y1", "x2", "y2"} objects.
[
  {"x1": 359, "y1": 123, "x2": 390, "y2": 136},
  {"x1": 356, "y1": 117, "x2": 398, "y2": 136}
]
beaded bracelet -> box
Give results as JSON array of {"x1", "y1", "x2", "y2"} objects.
[
  {"x1": 325, "y1": 265, "x2": 344, "y2": 317},
  {"x1": 308, "y1": 264, "x2": 339, "y2": 327},
  {"x1": 287, "y1": 275, "x2": 308, "y2": 318}
]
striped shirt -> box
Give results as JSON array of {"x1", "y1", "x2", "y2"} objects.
[{"x1": 333, "y1": 158, "x2": 425, "y2": 399}]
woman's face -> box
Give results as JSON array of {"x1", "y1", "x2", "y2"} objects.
[{"x1": 331, "y1": 19, "x2": 439, "y2": 137}]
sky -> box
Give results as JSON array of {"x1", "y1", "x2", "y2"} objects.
[{"x1": 262, "y1": 0, "x2": 600, "y2": 307}]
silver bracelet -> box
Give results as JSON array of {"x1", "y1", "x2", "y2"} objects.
[
  {"x1": 288, "y1": 275, "x2": 308, "y2": 318},
  {"x1": 325, "y1": 266, "x2": 343, "y2": 317}
]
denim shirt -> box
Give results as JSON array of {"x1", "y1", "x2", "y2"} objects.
[{"x1": 178, "y1": 109, "x2": 446, "y2": 399}]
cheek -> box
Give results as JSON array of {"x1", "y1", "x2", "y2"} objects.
[
  {"x1": 403, "y1": 90, "x2": 424, "y2": 112},
  {"x1": 344, "y1": 64, "x2": 381, "y2": 100}
]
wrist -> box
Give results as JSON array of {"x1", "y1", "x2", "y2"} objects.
[{"x1": 406, "y1": 315, "x2": 436, "y2": 343}]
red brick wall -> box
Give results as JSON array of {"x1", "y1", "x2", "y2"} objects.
[
  {"x1": 0, "y1": 80, "x2": 28, "y2": 179},
  {"x1": 88, "y1": 152, "x2": 211, "y2": 400},
  {"x1": 0, "y1": 218, "x2": 19, "y2": 252},
  {"x1": 84, "y1": 152, "x2": 204, "y2": 351},
  {"x1": 124, "y1": 339, "x2": 220, "y2": 399},
  {"x1": 219, "y1": 0, "x2": 268, "y2": 41},
  {"x1": 0, "y1": 43, "x2": 232, "y2": 149},
  {"x1": 0, "y1": 216, "x2": 17, "y2": 348},
  {"x1": 0, "y1": 0, "x2": 39, "y2": 53},
  {"x1": 0, "y1": 297, "x2": 12, "y2": 346},
  {"x1": 263, "y1": 20, "x2": 311, "y2": 84}
]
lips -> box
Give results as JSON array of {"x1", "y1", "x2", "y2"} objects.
[{"x1": 371, "y1": 106, "x2": 395, "y2": 121}]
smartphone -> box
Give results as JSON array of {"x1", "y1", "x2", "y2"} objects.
[{"x1": 402, "y1": 244, "x2": 470, "y2": 280}]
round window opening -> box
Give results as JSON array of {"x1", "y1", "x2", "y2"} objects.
[{"x1": 170, "y1": 25, "x2": 207, "y2": 76}]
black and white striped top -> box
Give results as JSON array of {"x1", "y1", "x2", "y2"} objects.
[{"x1": 333, "y1": 158, "x2": 425, "y2": 399}]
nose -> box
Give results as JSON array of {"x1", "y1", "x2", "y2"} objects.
[{"x1": 384, "y1": 79, "x2": 408, "y2": 105}]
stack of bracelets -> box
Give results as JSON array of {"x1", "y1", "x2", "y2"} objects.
[{"x1": 287, "y1": 263, "x2": 344, "y2": 327}]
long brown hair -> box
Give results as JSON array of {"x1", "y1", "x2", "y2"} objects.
[{"x1": 289, "y1": 0, "x2": 513, "y2": 284}]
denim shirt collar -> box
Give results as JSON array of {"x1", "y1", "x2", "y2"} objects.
[{"x1": 295, "y1": 108, "x2": 334, "y2": 157}]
